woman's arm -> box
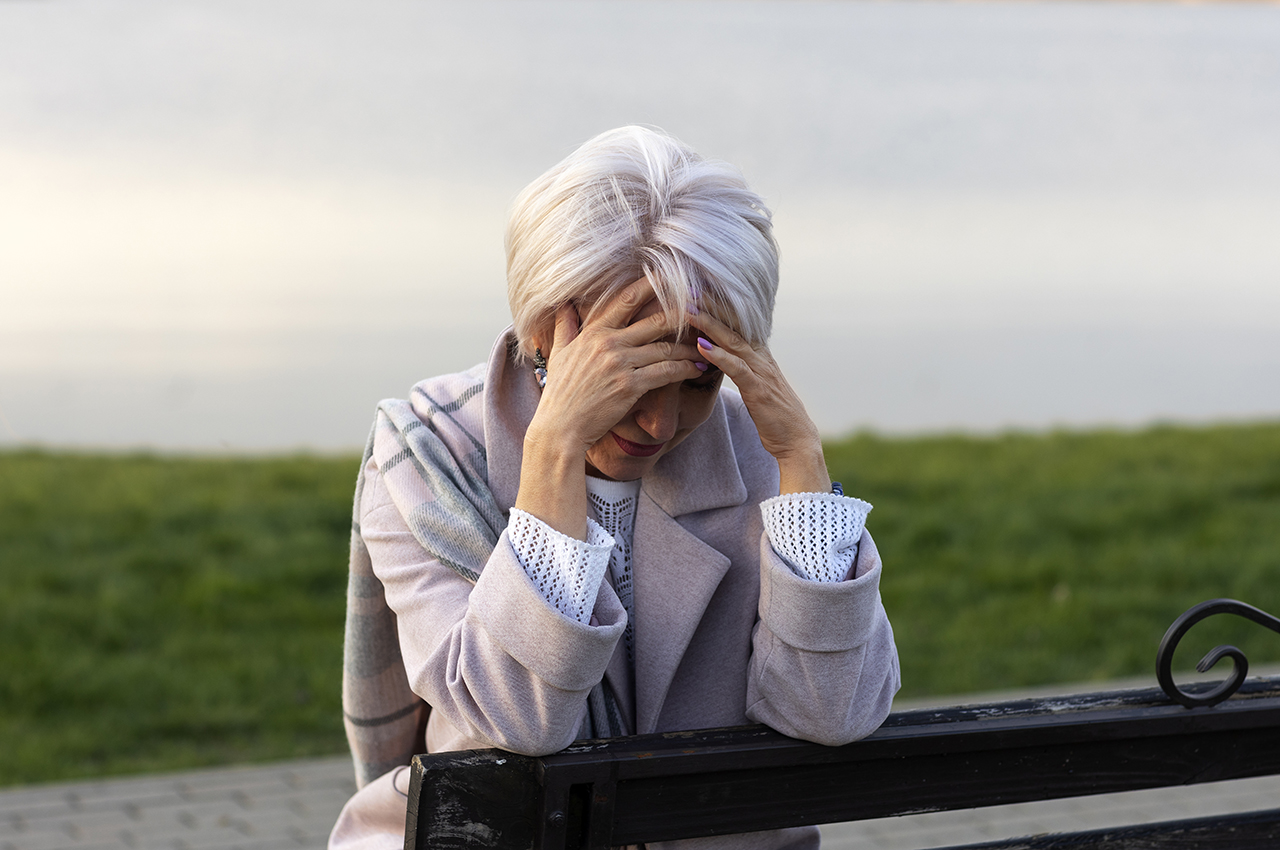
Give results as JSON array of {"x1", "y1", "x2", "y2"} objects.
[
  {"x1": 746, "y1": 529, "x2": 900, "y2": 746},
  {"x1": 360, "y1": 455, "x2": 625, "y2": 756},
  {"x1": 686, "y1": 310, "x2": 832, "y2": 496},
  {"x1": 691, "y1": 312, "x2": 901, "y2": 745},
  {"x1": 361, "y1": 282, "x2": 703, "y2": 755}
]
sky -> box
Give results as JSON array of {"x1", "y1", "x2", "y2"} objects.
[{"x1": 2, "y1": 0, "x2": 1279, "y2": 450}]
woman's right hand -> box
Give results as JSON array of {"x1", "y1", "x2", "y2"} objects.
[
  {"x1": 530, "y1": 277, "x2": 704, "y2": 454},
  {"x1": 515, "y1": 277, "x2": 703, "y2": 539}
]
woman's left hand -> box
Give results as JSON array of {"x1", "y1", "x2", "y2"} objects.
[{"x1": 689, "y1": 310, "x2": 832, "y2": 495}]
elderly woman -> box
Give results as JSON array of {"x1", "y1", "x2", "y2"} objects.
[{"x1": 331, "y1": 126, "x2": 899, "y2": 850}]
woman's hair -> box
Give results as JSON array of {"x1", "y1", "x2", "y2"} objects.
[{"x1": 506, "y1": 126, "x2": 779, "y2": 358}]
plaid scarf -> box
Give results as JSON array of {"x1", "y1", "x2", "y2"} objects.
[{"x1": 341, "y1": 365, "x2": 626, "y2": 789}]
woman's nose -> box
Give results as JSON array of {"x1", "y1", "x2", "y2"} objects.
[{"x1": 633, "y1": 384, "x2": 681, "y2": 442}]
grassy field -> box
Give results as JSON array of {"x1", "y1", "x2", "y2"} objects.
[
  {"x1": 3, "y1": 422, "x2": 1280, "y2": 786},
  {"x1": 0, "y1": 453, "x2": 356, "y2": 786},
  {"x1": 825, "y1": 424, "x2": 1280, "y2": 696}
]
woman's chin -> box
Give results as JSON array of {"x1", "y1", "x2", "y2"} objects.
[
  {"x1": 585, "y1": 458, "x2": 646, "y2": 482},
  {"x1": 586, "y1": 448, "x2": 659, "y2": 482}
]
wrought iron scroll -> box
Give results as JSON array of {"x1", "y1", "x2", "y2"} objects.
[{"x1": 1156, "y1": 598, "x2": 1280, "y2": 708}]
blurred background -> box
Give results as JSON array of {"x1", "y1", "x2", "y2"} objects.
[
  {"x1": 3, "y1": 0, "x2": 1278, "y2": 451},
  {"x1": 3, "y1": 0, "x2": 1280, "y2": 794}
]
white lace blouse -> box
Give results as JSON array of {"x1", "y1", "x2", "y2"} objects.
[{"x1": 509, "y1": 480, "x2": 873, "y2": 625}]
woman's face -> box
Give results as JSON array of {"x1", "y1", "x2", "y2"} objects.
[{"x1": 584, "y1": 298, "x2": 724, "y2": 481}]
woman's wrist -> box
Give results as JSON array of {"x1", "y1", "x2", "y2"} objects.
[
  {"x1": 775, "y1": 436, "x2": 830, "y2": 496},
  {"x1": 515, "y1": 425, "x2": 590, "y2": 540},
  {"x1": 523, "y1": 415, "x2": 590, "y2": 462}
]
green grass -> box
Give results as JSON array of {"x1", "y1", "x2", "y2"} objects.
[
  {"x1": 3, "y1": 422, "x2": 1280, "y2": 786},
  {"x1": 826, "y1": 423, "x2": 1280, "y2": 697},
  {"x1": 0, "y1": 452, "x2": 358, "y2": 787}
]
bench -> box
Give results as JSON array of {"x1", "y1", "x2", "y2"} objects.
[{"x1": 404, "y1": 599, "x2": 1280, "y2": 849}]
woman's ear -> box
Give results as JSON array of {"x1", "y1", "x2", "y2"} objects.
[
  {"x1": 528, "y1": 330, "x2": 550, "y2": 360},
  {"x1": 525, "y1": 315, "x2": 554, "y2": 360}
]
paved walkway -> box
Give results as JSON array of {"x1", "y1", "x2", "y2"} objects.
[
  {"x1": 4, "y1": 670, "x2": 1278, "y2": 850},
  {"x1": 0, "y1": 758, "x2": 355, "y2": 850}
]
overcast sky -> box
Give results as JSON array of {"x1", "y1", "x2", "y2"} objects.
[{"x1": 2, "y1": 1, "x2": 1279, "y2": 448}]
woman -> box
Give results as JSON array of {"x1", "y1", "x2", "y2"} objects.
[{"x1": 331, "y1": 126, "x2": 899, "y2": 850}]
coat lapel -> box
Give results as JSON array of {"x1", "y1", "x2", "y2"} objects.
[
  {"x1": 630, "y1": 395, "x2": 751, "y2": 733},
  {"x1": 631, "y1": 492, "x2": 732, "y2": 734},
  {"x1": 602, "y1": 582, "x2": 637, "y2": 734}
]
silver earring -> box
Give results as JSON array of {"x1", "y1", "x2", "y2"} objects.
[{"x1": 533, "y1": 348, "x2": 547, "y2": 389}]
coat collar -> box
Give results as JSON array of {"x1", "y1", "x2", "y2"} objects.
[
  {"x1": 482, "y1": 329, "x2": 535, "y2": 517},
  {"x1": 482, "y1": 327, "x2": 749, "y2": 518}
]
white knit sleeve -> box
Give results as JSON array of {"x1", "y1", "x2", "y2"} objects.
[
  {"x1": 761, "y1": 492, "x2": 873, "y2": 583},
  {"x1": 508, "y1": 508, "x2": 615, "y2": 623}
]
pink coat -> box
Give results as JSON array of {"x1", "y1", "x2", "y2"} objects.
[{"x1": 330, "y1": 331, "x2": 900, "y2": 850}]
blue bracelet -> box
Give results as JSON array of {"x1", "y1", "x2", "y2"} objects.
[{"x1": 831, "y1": 481, "x2": 844, "y2": 496}]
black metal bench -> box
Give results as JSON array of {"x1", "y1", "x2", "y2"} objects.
[{"x1": 404, "y1": 599, "x2": 1280, "y2": 850}]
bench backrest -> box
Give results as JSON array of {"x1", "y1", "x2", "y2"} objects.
[{"x1": 404, "y1": 676, "x2": 1280, "y2": 850}]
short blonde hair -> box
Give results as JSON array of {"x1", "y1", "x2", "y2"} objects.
[{"x1": 506, "y1": 126, "x2": 779, "y2": 358}]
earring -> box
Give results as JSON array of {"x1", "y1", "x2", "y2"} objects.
[{"x1": 533, "y1": 348, "x2": 548, "y2": 389}]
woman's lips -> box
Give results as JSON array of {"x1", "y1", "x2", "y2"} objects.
[{"x1": 611, "y1": 432, "x2": 665, "y2": 457}]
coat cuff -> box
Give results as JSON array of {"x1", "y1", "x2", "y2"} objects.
[
  {"x1": 468, "y1": 530, "x2": 626, "y2": 693},
  {"x1": 758, "y1": 529, "x2": 885, "y2": 652}
]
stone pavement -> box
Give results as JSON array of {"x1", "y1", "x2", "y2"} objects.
[
  {"x1": 0, "y1": 758, "x2": 355, "y2": 850},
  {"x1": 4, "y1": 669, "x2": 1279, "y2": 850}
]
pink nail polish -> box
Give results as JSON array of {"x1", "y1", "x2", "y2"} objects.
[
  {"x1": 695, "y1": 361, "x2": 708, "y2": 372},
  {"x1": 697, "y1": 337, "x2": 713, "y2": 351}
]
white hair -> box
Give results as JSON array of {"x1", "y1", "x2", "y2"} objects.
[{"x1": 505, "y1": 126, "x2": 779, "y2": 358}]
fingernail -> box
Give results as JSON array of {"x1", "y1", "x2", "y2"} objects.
[
  {"x1": 695, "y1": 361, "x2": 708, "y2": 372},
  {"x1": 697, "y1": 337, "x2": 713, "y2": 351}
]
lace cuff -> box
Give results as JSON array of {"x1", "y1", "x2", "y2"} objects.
[
  {"x1": 508, "y1": 508, "x2": 615, "y2": 623},
  {"x1": 761, "y1": 492, "x2": 873, "y2": 583}
]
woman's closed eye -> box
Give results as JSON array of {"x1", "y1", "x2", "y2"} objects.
[{"x1": 684, "y1": 366, "x2": 723, "y2": 392}]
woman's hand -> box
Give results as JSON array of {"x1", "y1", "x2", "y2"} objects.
[
  {"x1": 516, "y1": 278, "x2": 704, "y2": 539},
  {"x1": 688, "y1": 310, "x2": 831, "y2": 495},
  {"x1": 528, "y1": 278, "x2": 704, "y2": 455}
]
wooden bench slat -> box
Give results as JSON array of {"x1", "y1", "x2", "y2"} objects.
[{"x1": 406, "y1": 678, "x2": 1280, "y2": 850}]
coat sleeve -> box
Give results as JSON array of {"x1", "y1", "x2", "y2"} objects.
[
  {"x1": 745, "y1": 529, "x2": 900, "y2": 747},
  {"x1": 358, "y1": 456, "x2": 626, "y2": 756}
]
